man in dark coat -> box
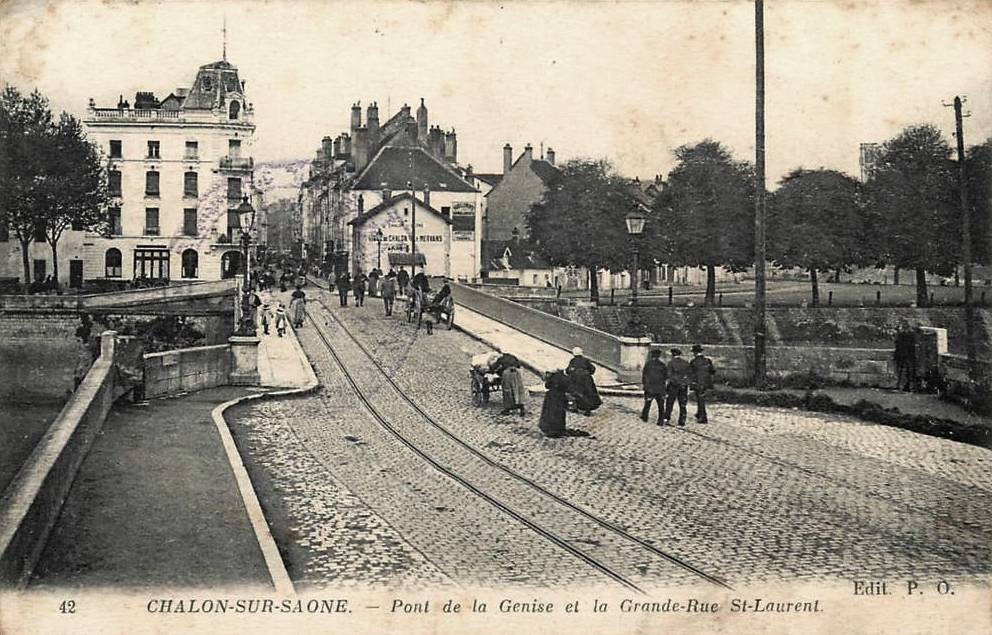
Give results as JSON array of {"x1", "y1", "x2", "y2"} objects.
[
  {"x1": 353, "y1": 270, "x2": 368, "y2": 306},
  {"x1": 396, "y1": 267, "x2": 410, "y2": 295},
  {"x1": 640, "y1": 349, "x2": 668, "y2": 423},
  {"x1": 335, "y1": 270, "x2": 351, "y2": 307},
  {"x1": 539, "y1": 370, "x2": 570, "y2": 438},
  {"x1": 566, "y1": 347, "x2": 602, "y2": 415},
  {"x1": 380, "y1": 271, "x2": 397, "y2": 316},
  {"x1": 689, "y1": 344, "x2": 716, "y2": 423},
  {"x1": 663, "y1": 348, "x2": 691, "y2": 426},
  {"x1": 894, "y1": 323, "x2": 916, "y2": 391},
  {"x1": 411, "y1": 271, "x2": 430, "y2": 293}
]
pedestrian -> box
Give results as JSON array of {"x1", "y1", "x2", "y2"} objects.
[
  {"x1": 369, "y1": 268, "x2": 380, "y2": 297},
  {"x1": 894, "y1": 322, "x2": 916, "y2": 391},
  {"x1": 397, "y1": 267, "x2": 410, "y2": 296},
  {"x1": 411, "y1": 270, "x2": 430, "y2": 294},
  {"x1": 640, "y1": 348, "x2": 668, "y2": 423},
  {"x1": 335, "y1": 270, "x2": 351, "y2": 307},
  {"x1": 380, "y1": 271, "x2": 397, "y2": 316},
  {"x1": 689, "y1": 344, "x2": 716, "y2": 423},
  {"x1": 663, "y1": 348, "x2": 691, "y2": 426},
  {"x1": 494, "y1": 352, "x2": 527, "y2": 416},
  {"x1": 258, "y1": 290, "x2": 274, "y2": 335},
  {"x1": 353, "y1": 270, "x2": 368, "y2": 307},
  {"x1": 566, "y1": 347, "x2": 601, "y2": 416},
  {"x1": 290, "y1": 285, "x2": 307, "y2": 328},
  {"x1": 274, "y1": 301, "x2": 288, "y2": 336},
  {"x1": 539, "y1": 370, "x2": 570, "y2": 438}
]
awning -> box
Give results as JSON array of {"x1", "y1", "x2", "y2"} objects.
[{"x1": 388, "y1": 252, "x2": 427, "y2": 266}]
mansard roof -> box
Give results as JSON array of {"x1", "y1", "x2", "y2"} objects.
[{"x1": 182, "y1": 59, "x2": 246, "y2": 110}]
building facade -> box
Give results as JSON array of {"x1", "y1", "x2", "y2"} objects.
[
  {"x1": 78, "y1": 58, "x2": 256, "y2": 284},
  {"x1": 299, "y1": 99, "x2": 483, "y2": 280}
]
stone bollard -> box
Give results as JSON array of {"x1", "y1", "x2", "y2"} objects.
[
  {"x1": 617, "y1": 336, "x2": 652, "y2": 384},
  {"x1": 229, "y1": 335, "x2": 260, "y2": 386},
  {"x1": 100, "y1": 330, "x2": 118, "y2": 360}
]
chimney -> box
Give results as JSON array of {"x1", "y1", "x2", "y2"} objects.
[
  {"x1": 321, "y1": 136, "x2": 333, "y2": 161},
  {"x1": 503, "y1": 143, "x2": 513, "y2": 174},
  {"x1": 417, "y1": 98, "x2": 429, "y2": 143},
  {"x1": 523, "y1": 143, "x2": 533, "y2": 161},
  {"x1": 332, "y1": 136, "x2": 341, "y2": 158},
  {"x1": 353, "y1": 127, "x2": 369, "y2": 172},
  {"x1": 400, "y1": 103, "x2": 411, "y2": 120},
  {"x1": 444, "y1": 129, "x2": 457, "y2": 163},
  {"x1": 350, "y1": 102, "x2": 362, "y2": 136},
  {"x1": 423, "y1": 185, "x2": 431, "y2": 207},
  {"x1": 405, "y1": 120, "x2": 419, "y2": 143},
  {"x1": 341, "y1": 133, "x2": 351, "y2": 157},
  {"x1": 367, "y1": 102, "x2": 380, "y2": 147},
  {"x1": 357, "y1": 194, "x2": 364, "y2": 214},
  {"x1": 546, "y1": 147, "x2": 555, "y2": 166},
  {"x1": 430, "y1": 126, "x2": 444, "y2": 157}
]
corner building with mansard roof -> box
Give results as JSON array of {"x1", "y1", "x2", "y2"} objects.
[{"x1": 80, "y1": 58, "x2": 257, "y2": 284}]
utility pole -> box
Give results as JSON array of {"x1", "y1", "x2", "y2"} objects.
[
  {"x1": 947, "y1": 96, "x2": 977, "y2": 377},
  {"x1": 753, "y1": 0, "x2": 768, "y2": 388}
]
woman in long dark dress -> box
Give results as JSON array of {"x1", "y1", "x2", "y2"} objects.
[
  {"x1": 566, "y1": 347, "x2": 602, "y2": 415},
  {"x1": 539, "y1": 370, "x2": 570, "y2": 438}
]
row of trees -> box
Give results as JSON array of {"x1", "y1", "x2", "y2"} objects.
[
  {"x1": 526, "y1": 124, "x2": 991, "y2": 307},
  {"x1": 0, "y1": 85, "x2": 110, "y2": 285}
]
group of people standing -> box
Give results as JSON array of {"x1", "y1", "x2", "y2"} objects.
[
  {"x1": 537, "y1": 347, "x2": 603, "y2": 438},
  {"x1": 640, "y1": 345, "x2": 715, "y2": 426}
]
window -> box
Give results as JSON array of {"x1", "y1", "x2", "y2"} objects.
[
  {"x1": 220, "y1": 251, "x2": 242, "y2": 278},
  {"x1": 184, "y1": 171, "x2": 198, "y2": 197},
  {"x1": 105, "y1": 248, "x2": 122, "y2": 277},
  {"x1": 227, "y1": 177, "x2": 242, "y2": 200},
  {"x1": 109, "y1": 140, "x2": 122, "y2": 159},
  {"x1": 108, "y1": 170, "x2": 122, "y2": 196},
  {"x1": 33, "y1": 221, "x2": 46, "y2": 243},
  {"x1": 71, "y1": 218, "x2": 84, "y2": 231},
  {"x1": 145, "y1": 170, "x2": 159, "y2": 196},
  {"x1": 147, "y1": 140, "x2": 160, "y2": 159},
  {"x1": 134, "y1": 248, "x2": 169, "y2": 279},
  {"x1": 227, "y1": 210, "x2": 240, "y2": 240},
  {"x1": 33, "y1": 259, "x2": 46, "y2": 282},
  {"x1": 183, "y1": 208, "x2": 197, "y2": 236},
  {"x1": 145, "y1": 208, "x2": 159, "y2": 235},
  {"x1": 108, "y1": 207, "x2": 122, "y2": 236},
  {"x1": 441, "y1": 206, "x2": 451, "y2": 217},
  {"x1": 181, "y1": 249, "x2": 198, "y2": 279},
  {"x1": 228, "y1": 139, "x2": 241, "y2": 157},
  {"x1": 184, "y1": 141, "x2": 198, "y2": 160},
  {"x1": 0, "y1": 219, "x2": 9, "y2": 241},
  {"x1": 228, "y1": 100, "x2": 240, "y2": 120}
]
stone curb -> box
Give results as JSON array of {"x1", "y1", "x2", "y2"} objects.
[{"x1": 209, "y1": 321, "x2": 320, "y2": 596}]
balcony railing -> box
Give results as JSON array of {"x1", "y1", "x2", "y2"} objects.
[
  {"x1": 90, "y1": 108, "x2": 182, "y2": 121},
  {"x1": 219, "y1": 156, "x2": 253, "y2": 170}
]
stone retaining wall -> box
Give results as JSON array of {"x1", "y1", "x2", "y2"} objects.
[
  {"x1": 144, "y1": 344, "x2": 232, "y2": 398},
  {"x1": 0, "y1": 332, "x2": 123, "y2": 587}
]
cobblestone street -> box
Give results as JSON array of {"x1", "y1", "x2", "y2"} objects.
[{"x1": 228, "y1": 288, "x2": 992, "y2": 590}]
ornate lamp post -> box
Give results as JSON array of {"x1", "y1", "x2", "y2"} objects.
[
  {"x1": 236, "y1": 195, "x2": 256, "y2": 336},
  {"x1": 625, "y1": 210, "x2": 646, "y2": 306},
  {"x1": 376, "y1": 227, "x2": 384, "y2": 270}
]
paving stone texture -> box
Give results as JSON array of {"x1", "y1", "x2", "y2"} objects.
[{"x1": 229, "y1": 287, "x2": 992, "y2": 590}]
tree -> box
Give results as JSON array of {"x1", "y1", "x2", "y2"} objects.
[
  {"x1": 41, "y1": 114, "x2": 110, "y2": 284},
  {"x1": 866, "y1": 124, "x2": 958, "y2": 306},
  {"x1": 768, "y1": 169, "x2": 864, "y2": 306},
  {"x1": 965, "y1": 138, "x2": 992, "y2": 265},
  {"x1": 652, "y1": 140, "x2": 754, "y2": 304},
  {"x1": 0, "y1": 85, "x2": 108, "y2": 288},
  {"x1": 527, "y1": 159, "x2": 642, "y2": 303},
  {"x1": 0, "y1": 85, "x2": 54, "y2": 285}
]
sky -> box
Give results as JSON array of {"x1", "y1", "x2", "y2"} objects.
[{"x1": 2, "y1": 0, "x2": 991, "y2": 188}]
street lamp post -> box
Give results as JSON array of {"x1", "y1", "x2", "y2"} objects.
[
  {"x1": 236, "y1": 195, "x2": 256, "y2": 336},
  {"x1": 376, "y1": 227, "x2": 384, "y2": 270},
  {"x1": 625, "y1": 211, "x2": 646, "y2": 306}
]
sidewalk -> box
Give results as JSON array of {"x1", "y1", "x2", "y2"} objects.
[{"x1": 29, "y1": 323, "x2": 316, "y2": 590}]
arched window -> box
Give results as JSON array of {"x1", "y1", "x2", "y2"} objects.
[
  {"x1": 181, "y1": 249, "x2": 199, "y2": 279},
  {"x1": 221, "y1": 251, "x2": 242, "y2": 279},
  {"x1": 105, "y1": 248, "x2": 122, "y2": 278},
  {"x1": 228, "y1": 100, "x2": 240, "y2": 120}
]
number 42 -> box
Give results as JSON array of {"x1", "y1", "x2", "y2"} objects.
[{"x1": 59, "y1": 600, "x2": 76, "y2": 614}]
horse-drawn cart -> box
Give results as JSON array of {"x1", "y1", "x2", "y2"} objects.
[{"x1": 470, "y1": 352, "x2": 502, "y2": 406}]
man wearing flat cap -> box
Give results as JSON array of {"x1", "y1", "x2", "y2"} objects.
[
  {"x1": 689, "y1": 344, "x2": 716, "y2": 423},
  {"x1": 663, "y1": 348, "x2": 691, "y2": 426}
]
